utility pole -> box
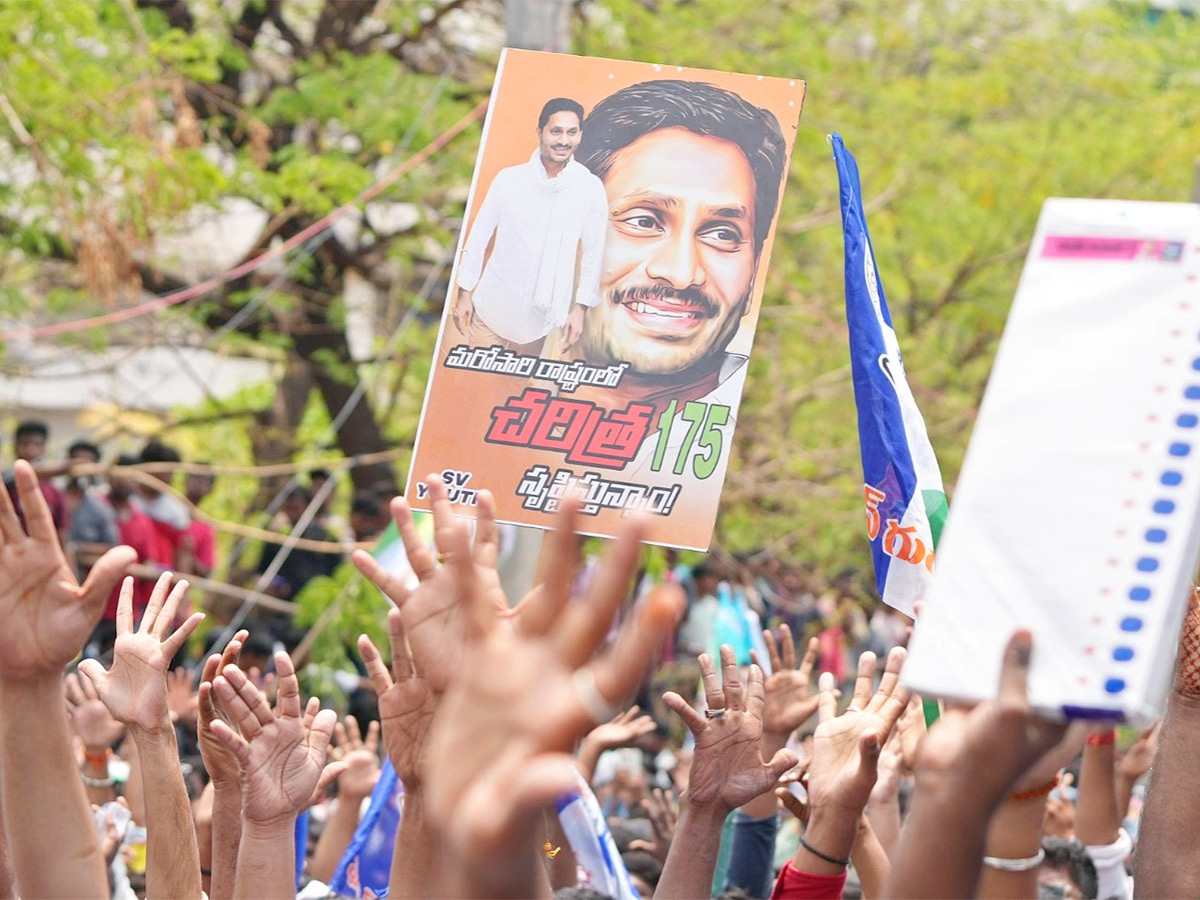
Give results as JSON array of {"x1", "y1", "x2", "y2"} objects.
[{"x1": 504, "y1": 0, "x2": 571, "y2": 51}]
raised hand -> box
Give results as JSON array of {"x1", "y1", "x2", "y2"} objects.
[
  {"x1": 577, "y1": 704, "x2": 659, "y2": 782},
  {"x1": 64, "y1": 671, "x2": 126, "y2": 753},
  {"x1": 167, "y1": 667, "x2": 199, "y2": 727},
  {"x1": 421, "y1": 501, "x2": 684, "y2": 897},
  {"x1": 0, "y1": 461, "x2": 135, "y2": 681},
  {"x1": 806, "y1": 648, "x2": 910, "y2": 817},
  {"x1": 77, "y1": 573, "x2": 204, "y2": 732},
  {"x1": 663, "y1": 645, "x2": 799, "y2": 812},
  {"x1": 628, "y1": 787, "x2": 679, "y2": 864},
  {"x1": 752, "y1": 625, "x2": 820, "y2": 743},
  {"x1": 197, "y1": 630, "x2": 249, "y2": 790},
  {"x1": 328, "y1": 715, "x2": 381, "y2": 802},
  {"x1": 358, "y1": 608, "x2": 435, "y2": 791},
  {"x1": 209, "y1": 651, "x2": 344, "y2": 827},
  {"x1": 1117, "y1": 720, "x2": 1160, "y2": 783}
]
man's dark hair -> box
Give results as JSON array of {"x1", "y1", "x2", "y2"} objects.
[
  {"x1": 15, "y1": 420, "x2": 48, "y2": 441},
  {"x1": 576, "y1": 80, "x2": 787, "y2": 254},
  {"x1": 538, "y1": 97, "x2": 584, "y2": 131},
  {"x1": 116, "y1": 453, "x2": 139, "y2": 467},
  {"x1": 351, "y1": 493, "x2": 381, "y2": 518},
  {"x1": 140, "y1": 439, "x2": 181, "y2": 464},
  {"x1": 1041, "y1": 837, "x2": 1098, "y2": 900},
  {"x1": 621, "y1": 849, "x2": 663, "y2": 890},
  {"x1": 68, "y1": 439, "x2": 101, "y2": 461}
]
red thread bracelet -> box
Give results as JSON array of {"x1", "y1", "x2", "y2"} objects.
[
  {"x1": 1009, "y1": 773, "x2": 1059, "y2": 802},
  {"x1": 1087, "y1": 729, "x2": 1117, "y2": 746}
]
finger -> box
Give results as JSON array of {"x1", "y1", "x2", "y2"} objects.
[
  {"x1": 817, "y1": 671, "x2": 838, "y2": 723},
  {"x1": 386, "y1": 496, "x2": 434, "y2": 584},
  {"x1": 313, "y1": 761, "x2": 347, "y2": 801},
  {"x1": 302, "y1": 696, "x2": 320, "y2": 732},
  {"x1": 997, "y1": 630, "x2": 1034, "y2": 711},
  {"x1": 213, "y1": 672, "x2": 263, "y2": 737},
  {"x1": 364, "y1": 719, "x2": 380, "y2": 756},
  {"x1": 222, "y1": 666, "x2": 274, "y2": 731},
  {"x1": 198, "y1": 681, "x2": 219, "y2": 728},
  {"x1": 358, "y1": 634, "x2": 394, "y2": 697},
  {"x1": 869, "y1": 646, "x2": 907, "y2": 713},
  {"x1": 162, "y1": 612, "x2": 205, "y2": 661},
  {"x1": 352, "y1": 549, "x2": 414, "y2": 610},
  {"x1": 307, "y1": 708, "x2": 339, "y2": 760},
  {"x1": 720, "y1": 644, "x2": 743, "y2": 711},
  {"x1": 555, "y1": 514, "x2": 645, "y2": 667},
  {"x1": 332, "y1": 721, "x2": 348, "y2": 755},
  {"x1": 76, "y1": 659, "x2": 109, "y2": 704},
  {"x1": 663, "y1": 691, "x2": 706, "y2": 736},
  {"x1": 765, "y1": 747, "x2": 800, "y2": 783},
  {"x1": 80, "y1": 545, "x2": 138, "y2": 611},
  {"x1": 472, "y1": 490, "x2": 499, "y2": 570},
  {"x1": 219, "y1": 630, "x2": 249, "y2": 672},
  {"x1": 387, "y1": 608, "x2": 414, "y2": 680},
  {"x1": 775, "y1": 787, "x2": 808, "y2": 822},
  {"x1": 274, "y1": 650, "x2": 302, "y2": 720},
  {"x1": 154, "y1": 579, "x2": 191, "y2": 639},
  {"x1": 699, "y1": 652, "x2": 724, "y2": 713},
  {"x1": 849, "y1": 652, "x2": 876, "y2": 711},
  {"x1": 587, "y1": 585, "x2": 683, "y2": 728},
  {"x1": 139, "y1": 571, "x2": 175, "y2": 634},
  {"x1": 877, "y1": 685, "x2": 911, "y2": 742},
  {"x1": 427, "y1": 474, "x2": 458, "y2": 557},
  {"x1": 780, "y1": 623, "x2": 798, "y2": 670},
  {"x1": 65, "y1": 671, "x2": 85, "y2": 705},
  {"x1": 797, "y1": 636, "x2": 819, "y2": 684},
  {"x1": 208, "y1": 719, "x2": 250, "y2": 765},
  {"x1": 746, "y1": 663, "x2": 766, "y2": 720},
  {"x1": 346, "y1": 715, "x2": 362, "y2": 750},
  {"x1": 80, "y1": 669, "x2": 102, "y2": 701},
  {"x1": 858, "y1": 729, "x2": 882, "y2": 781},
  {"x1": 116, "y1": 577, "x2": 135, "y2": 636},
  {"x1": 14, "y1": 461, "x2": 56, "y2": 543},
  {"x1": 523, "y1": 495, "x2": 583, "y2": 637},
  {"x1": 763, "y1": 628, "x2": 782, "y2": 673},
  {"x1": 0, "y1": 468, "x2": 23, "y2": 545},
  {"x1": 442, "y1": 517, "x2": 489, "y2": 639}
]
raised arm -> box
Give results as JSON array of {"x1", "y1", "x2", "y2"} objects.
[
  {"x1": 0, "y1": 460, "x2": 134, "y2": 899},
  {"x1": 308, "y1": 716, "x2": 381, "y2": 884},
  {"x1": 78, "y1": 572, "x2": 206, "y2": 900},
  {"x1": 1133, "y1": 592, "x2": 1200, "y2": 898},
  {"x1": 656, "y1": 645, "x2": 799, "y2": 900},
  {"x1": 210, "y1": 651, "x2": 345, "y2": 900},
  {"x1": 883, "y1": 631, "x2": 1066, "y2": 899}
]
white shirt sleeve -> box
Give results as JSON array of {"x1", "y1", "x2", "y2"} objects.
[
  {"x1": 1084, "y1": 828, "x2": 1133, "y2": 900},
  {"x1": 456, "y1": 172, "x2": 507, "y2": 291}
]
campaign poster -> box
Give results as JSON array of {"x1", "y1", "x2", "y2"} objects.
[{"x1": 406, "y1": 49, "x2": 804, "y2": 550}]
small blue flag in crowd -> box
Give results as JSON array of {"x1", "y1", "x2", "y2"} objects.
[
  {"x1": 556, "y1": 774, "x2": 642, "y2": 900},
  {"x1": 330, "y1": 759, "x2": 402, "y2": 899},
  {"x1": 832, "y1": 134, "x2": 948, "y2": 617}
]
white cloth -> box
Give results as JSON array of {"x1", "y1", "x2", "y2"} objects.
[
  {"x1": 457, "y1": 151, "x2": 607, "y2": 345},
  {"x1": 1084, "y1": 828, "x2": 1133, "y2": 900}
]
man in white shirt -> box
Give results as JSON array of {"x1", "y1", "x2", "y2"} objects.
[{"x1": 451, "y1": 97, "x2": 608, "y2": 354}]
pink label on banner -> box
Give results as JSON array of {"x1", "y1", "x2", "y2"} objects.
[{"x1": 1043, "y1": 235, "x2": 1184, "y2": 262}]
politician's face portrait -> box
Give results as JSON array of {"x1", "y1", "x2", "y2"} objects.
[
  {"x1": 537, "y1": 109, "x2": 583, "y2": 168},
  {"x1": 577, "y1": 126, "x2": 758, "y2": 378}
]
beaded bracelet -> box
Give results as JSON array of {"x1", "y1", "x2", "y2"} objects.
[
  {"x1": 1009, "y1": 773, "x2": 1060, "y2": 802},
  {"x1": 799, "y1": 834, "x2": 850, "y2": 868}
]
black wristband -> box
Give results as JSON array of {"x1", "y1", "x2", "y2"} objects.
[{"x1": 799, "y1": 834, "x2": 851, "y2": 867}]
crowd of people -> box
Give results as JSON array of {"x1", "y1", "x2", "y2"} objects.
[{"x1": 2, "y1": 430, "x2": 1199, "y2": 899}]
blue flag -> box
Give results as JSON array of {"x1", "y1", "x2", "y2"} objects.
[
  {"x1": 832, "y1": 134, "x2": 947, "y2": 617},
  {"x1": 330, "y1": 759, "x2": 403, "y2": 899},
  {"x1": 556, "y1": 774, "x2": 641, "y2": 900}
]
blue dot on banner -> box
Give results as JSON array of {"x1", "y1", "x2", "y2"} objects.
[
  {"x1": 1153, "y1": 500, "x2": 1177, "y2": 514},
  {"x1": 1193, "y1": 359, "x2": 1200, "y2": 371},
  {"x1": 1136, "y1": 557, "x2": 1159, "y2": 572},
  {"x1": 1105, "y1": 678, "x2": 1126, "y2": 694},
  {"x1": 1146, "y1": 528, "x2": 1168, "y2": 543},
  {"x1": 1179, "y1": 414, "x2": 1200, "y2": 428},
  {"x1": 1113, "y1": 646, "x2": 1135, "y2": 662},
  {"x1": 1120, "y1": 617, "x2": 1143, "y2": 632},
  {"x1": 1129, "y1": 587, "x2": 1151, "y2": 601},
  {"x1": 1187, "y1": 386, "x2": 1200, "y2": 400},
  {"x1": 1169, "y1": 442, "x2": 1192, "y2": 457},
  {"x1": 1161, "y1": 472, "x2": 1183, "y2": 487}
]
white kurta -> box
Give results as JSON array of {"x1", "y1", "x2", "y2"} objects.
[{"x1": 456, "y1": 152, "x2": 608, "y2": 345}]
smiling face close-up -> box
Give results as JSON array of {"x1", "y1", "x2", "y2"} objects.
[
  {"x1": 537, "y1": 110, "x2": 582, "y2": 169},
  {"x1": 578, "y1": 126, "x2": 759, "y2": 379}
]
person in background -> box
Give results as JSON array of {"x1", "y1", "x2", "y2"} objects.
[
  {"x1": 137, "y1": 440, "x2": 195, "y2": 576},
  {"x1": 5, "y1": 419, "x2": 69, "y2": 535},
  {"x1": 184, "y1": 467, "x2": 217, "y2": 579}
]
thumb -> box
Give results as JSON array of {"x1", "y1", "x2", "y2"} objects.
[
  {"x1": 765, "y1": 747, "x2": 800, "y2": 783},
  {"x1": 77, "y1": 659, "x2": 109, "y2": 701},
  {"x1": 858, "y1": 730, "x2": 882, "y2": 778},
  {"x1": 80, "y1": 545, "x2": 137, "y2": 606}
]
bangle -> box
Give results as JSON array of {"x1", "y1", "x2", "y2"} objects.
[
  {"x1": 799, "y1": 834, "x2": 851, "y2": 868},
  {"x1": 81, "y1": 772, "x2": 115, "y2": 788},
  {"x1": 1010, "y1": 774, "x2": 1059, "y2": 802},
  {"x1": 1087, "y1": 729, "x2": 1117, "y2": 746},
  {"x1": 83, "y1": 748, "x2": 111, "y2": 767},
  {"x1": 984, "y1": 849, "x2": 1045, "y2": 871}
]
